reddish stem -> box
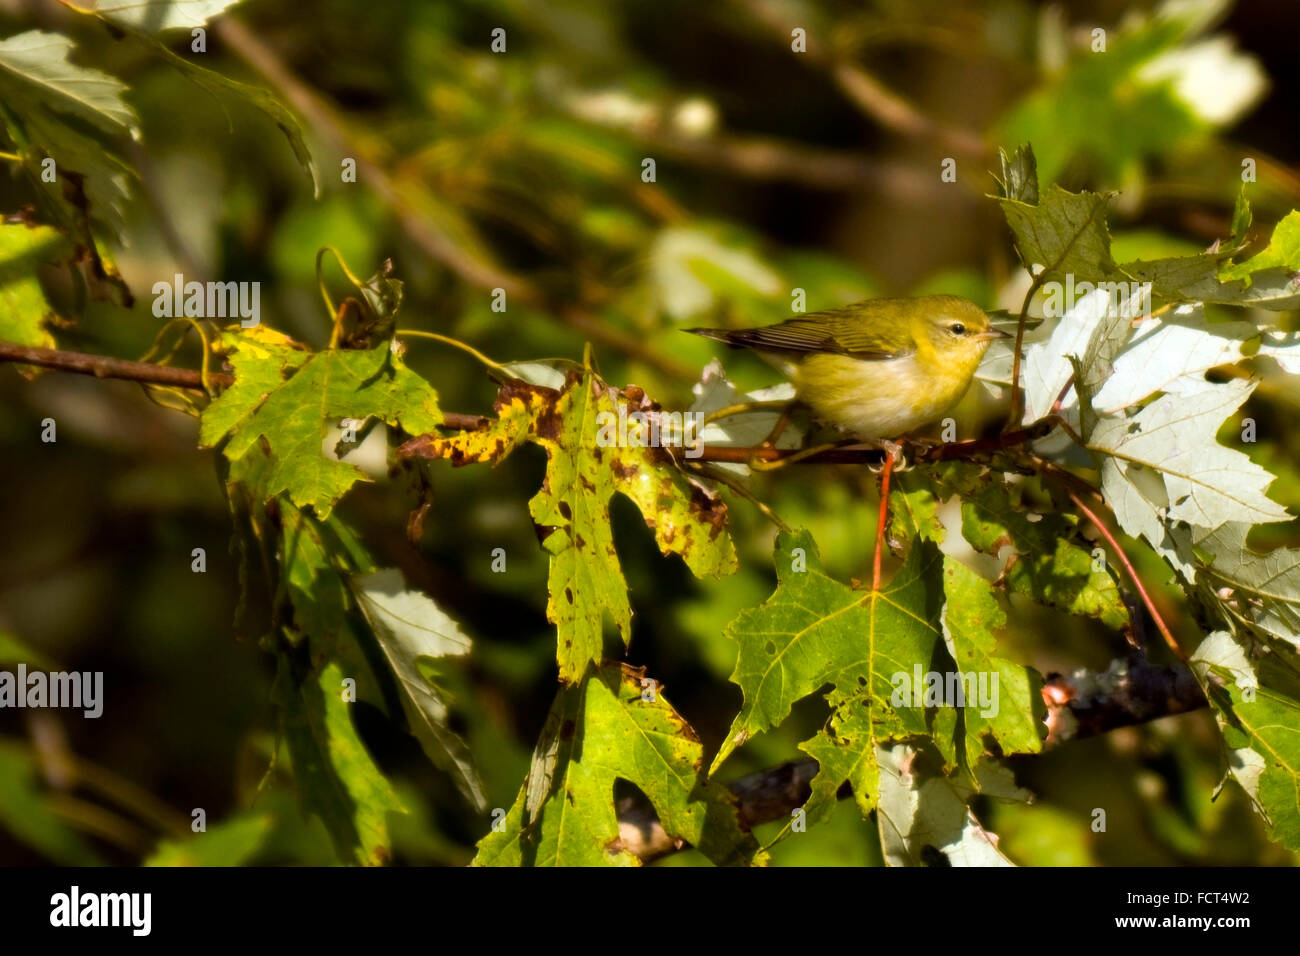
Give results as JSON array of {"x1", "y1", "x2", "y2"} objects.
[{"x1": 1067, "y1": 490, "x2": 1184, "y2": 660}]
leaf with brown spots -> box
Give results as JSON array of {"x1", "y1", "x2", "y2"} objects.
[
  {"x1": 527, "y1": 365, "x2": 737, "y2": 682},
  {"x1": 407, "y1": 381, "x2": 551, "y2": 467},
  {"x1": 402, "y1": 362, "x2": 737, "y2": 682},
  {"x1": 474, "y1": 663, "x2": 763, "y2": 866}
]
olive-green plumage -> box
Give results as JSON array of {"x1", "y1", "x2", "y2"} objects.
[{"x1": 689, "y1": 295, "x2": 1005, "y2": 439}]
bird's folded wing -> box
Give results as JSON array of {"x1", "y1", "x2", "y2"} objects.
[{"x1": 688, "y1": 312, "x2": 909, "y2": 360}]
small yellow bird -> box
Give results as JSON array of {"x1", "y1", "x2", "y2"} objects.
[{"x1": 689, "y1": 295, "x2": 1006, "y2": 440}]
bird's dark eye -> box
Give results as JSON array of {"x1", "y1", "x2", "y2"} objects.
[{"x1": 950, "y1": 323, "x2": 966, "y2": 336}]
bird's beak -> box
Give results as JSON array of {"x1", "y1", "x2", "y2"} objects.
[{"x1": 978, "y1": 328, "x2": 1012, "y2": 341}]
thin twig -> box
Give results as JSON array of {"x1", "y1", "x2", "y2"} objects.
[
  {"x1": 1006, "y1": 272, "x2": 1047, "y2": 428},
  {"x1": 0, "y1": 340, "x2": 1061, "y2": 461},
  {"x1": 1066, "y1": 489, "x2": 1184, "y2": 660},
  {"x1": 0, "y1": 342, "x2": 491, "y2": 430}
]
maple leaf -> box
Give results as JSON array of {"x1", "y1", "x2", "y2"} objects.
[
  {"x1": 475, "y1": 663, "x2": 763, "y2": 866},
  {"x1": 715, "y1": 529, "x2": 944, "y2": 822},
  {"x1": 404, "y1": 363, "x2": 737, "y2": 683},
  {"x1": 202, "y1": 338, "x2": 441, "y2": 516}
]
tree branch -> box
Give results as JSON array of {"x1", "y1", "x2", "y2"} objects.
[
  {"x1": 0, "y1": 342, "x2": 1063, "y2": 465},
  {"x1": 0, "y1": 341, "x2": 229, "y2": 389},
  {"x1": 0, "y1": 342, "x2": 491, "y2": 431},
  {"x1": 687, "y1": 422, "x2": 1053, "y2": 466}
]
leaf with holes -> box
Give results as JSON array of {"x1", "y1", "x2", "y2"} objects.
[
  {"x1": 715, "y1": 529, "x2": 942, "y2": 819},
  {"x1": 475, "y1": 663, "x2": 762, "y2": 866},
  {"x1": 209, "y1": 342, "x2": 441, "y2": 516}
]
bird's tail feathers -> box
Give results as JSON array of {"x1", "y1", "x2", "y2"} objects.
[{"x1": 684, "y1": 327, "x2": 740, "y2": 346}]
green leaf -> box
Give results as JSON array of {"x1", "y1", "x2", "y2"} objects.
[
  {"x1": 889, "y1": 478, "x2": 946, "y2": 545},
  {"x1": 274, "y1": 656, "x2": 404, "y2": 866},
  {"x1": 716, "y1": 529, "x2": 942, "y2": 817},
  {"x1": 995, "y1": 143, "x2": 1038, "y2": 205},
  {"x1": 0, "y1": 31, "x2": 139, "y2": 139},
  {"x1": 0, "y1": 222, "x2": 67, "y2": 351},
  {"x1": 1018, "y1": 188, "x2": 1300, "y2": 311},
  {"x1": 939, "y1": 557, "x2": 1044, "y2": 769},
  {"x1": 352, "y1": 568, "x2": 486, "y2": 812},
  {"x1": 997, "y1": 184, "x2": 1155, "y2": 424},
  {"x1": 1192, "y1": 640, "x2": 1300, "y2": 851},
  {"x1": 938, "y1": 468, "x2": 1129, "y2": 631},
  {"x1": 198, "y1": 328, "x2": 308, "y2": 448},
  {"x1": 1220, "y1": 211, "x2": 1300, "y2": 285},
  {"x1": 1231, "y1": 186, "x2": 1253, "y2": 246},
  {"x1": 144, "y1": 812, "x2": 272, "y2": 866},
  {"x1": 159, "y1": 40, "x2": 320, "y2": 196},
  {"x1": 475, "y1": 663, "x2": 763, "y2": 866},
  {"x1": 720, "y1": 521, "x2": 1041, "y2": 837},
  {"x1": 480, "y1": 367, "x2": 737, "y2": 683},
  {"x1": 1110, "y1": 196, "x2": 1300, "y2": 309},
  {"x1": 279, "y1": 507, "x2": 356, "y2": 650},
  {"x1": 212, "y1": 342, "x2": 441, "y2": 516},
  {"x1": 1186, "y1": 522, "x2": 1300, "y2": 653},
  {"x1": 0, "y1": 29, "x2": 139, "y2": 250},
  {"x1": 1127, "y1": 253, "x2": 1300, "y2": 312},
  {"x1": 56, "y1": 0, "x2": 319, "y2": 197},
  {"x1": 998, "y1": 185, "x2": 1125, "y2": 284}
]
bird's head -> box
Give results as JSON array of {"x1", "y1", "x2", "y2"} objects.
[{"x1": 911, "y1": 296, "x2": 1008, "y2": 374}]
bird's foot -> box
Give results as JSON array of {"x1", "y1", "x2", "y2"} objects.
[{"x1": 865, "y1": 438, "x2": 910, "y2": 473}]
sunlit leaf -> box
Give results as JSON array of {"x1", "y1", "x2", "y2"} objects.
[
  {"x1": 475, "y1": 663, "x2": 763, "y2": 866},
  {"x1": 353, "y1": 568, "x2": 486, "y2": 812}
]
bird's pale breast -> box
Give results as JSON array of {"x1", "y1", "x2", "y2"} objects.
[{"x1": 793, "y1": 352, "x2": 970, "y2": 438}]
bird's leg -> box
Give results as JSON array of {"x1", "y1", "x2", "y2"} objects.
[
  {"x1": 871, "y1": 443, "x2": 903, "y2": 591},
  {"x1": 857, "y1": 437, "x2": 910, "y2": 473}
]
